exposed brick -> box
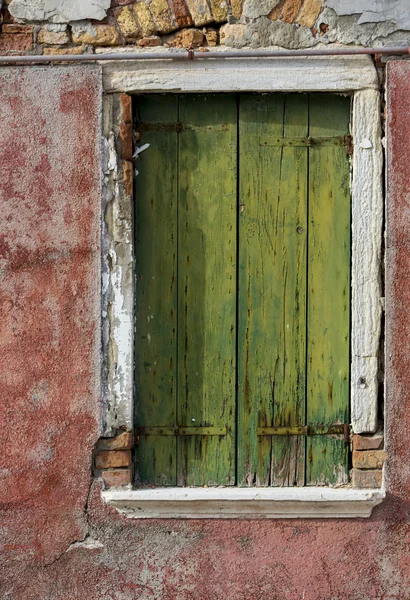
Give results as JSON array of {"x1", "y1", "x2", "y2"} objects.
[
  {"x1": 95, "y1": 450, "x2": 132, "y2": 469},
  {"x1": 352, "y1": 450, "x2": 387, "y2": 470},
  {"x1": 296, "y1": 0, "x2": 322, "y2": 28},
  {"x1": 208, "y1": 0, "x2": 228, "y2": 22},
  {"x1": 43, "y1": 47, "x2": 84, "y2": 55},
  {"x1": 72, "y1": 24, "x2": 122, "y2": 46},
  {"x1": 352, "y1": 469, "x2": 383, "y2": 489},
  {"x1": 132, "y1": 2, "x2": 157, "y2": 36},
  {"x1": 98, "y1": 430, "x2": 133, "y2": 451},
  {"x1": 1, "y1": 7, "x2": 14, "y2": 24},
  {"x1": 0, "y1": 33, "x2": 32, "y2": 52},
  {"x1": 149, "y1": 0, "x2": 177, "y2": 33},
  {"x1": 353, "y1": 434, "x2": 384, "y2": 451},
  {"x1": 2, "y1": 24, "x2": 33, "y2": 34},
  {"x1": 122, "y1": 160, "x2": 133, "y2": 196},
  {"x1": 139, "y1": 35, "x2": 162, "y2": 46},
  {"x1": 113, "y1": 6, "x2": 141, "y2": 40},
  {"x1": 168, "y1": 0, "x2": 193, "y2": 27},
  {"x1": 185, "y1": 0, "x2": 213, "y2": 26},
  {"x1": 37, "y1": 29, "x2": 69, "y2": 45},
  {"x1": 281, "y1": 0, "x2": 302, "y2": 24},
  {"x1": 102, "y1": 468, "x2": 133, "y2": 488},
  {"x1": 119, "y1": 93, "x2": 133, "y2": 160},
  {"x1": 178, "y1": 27, "x2": 204, "y2": 47}
]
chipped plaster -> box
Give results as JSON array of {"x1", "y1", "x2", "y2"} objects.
[{"x1": 9, "y1": 0, "x2": 110, "y2": 23}]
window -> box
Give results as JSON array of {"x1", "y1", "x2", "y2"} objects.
[
  {"x1": 101, "y1": 56, "x2": 384, "y2": 517},
  {"x1": 133, "y1": 92, "x2": 351, "y2": 488}
]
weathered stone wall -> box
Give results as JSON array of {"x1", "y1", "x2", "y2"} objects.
[{"x1": 1, "y1": 0, "x2": 410, "y2": 54}]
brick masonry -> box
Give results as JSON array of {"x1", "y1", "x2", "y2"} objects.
[{"x1": 352, "y1": 433, "x2": 385, "y2": 488}]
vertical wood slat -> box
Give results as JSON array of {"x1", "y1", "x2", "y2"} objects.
[
  {"x1": 134, "y1": 95, "x2": 178, "y2": 485},
  {"x1": 238, "y1": 94, "x2": 308, "y2": 486},
  {"x1": 177, "y1": 95, "x2": 237, "y2": 485},
  {"x1": 306, "y1": 94, "x2": 351, "y2": 485}
]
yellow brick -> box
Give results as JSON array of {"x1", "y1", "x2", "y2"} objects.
[
  {"x1": 114, "y1": 6, "x2": 141, "y2": 40},
  {"x1": 72, "y1": 25, "x2": 122, "y2": 46},
  {"x1": 43, "y1": 47, "x2": 84, "y2": 55},
  {"x1": 297, "y1": 0, "x2": 322, "y2": 28},
  {"x1": 352, "y1": 450, "x2": 387, "y2": 470},
  {"x1": 132, "y1": 2, "x2": 157, "y2": 36},
  {"x1": 185, "y1": 0, "x2": 213, "y2": 25},
  {"x1": 208, "y1": 0, "x2": 228, "y2": 22},
  {"x1": 149, "y1": 0, "x2": 177, "y2": 33}
]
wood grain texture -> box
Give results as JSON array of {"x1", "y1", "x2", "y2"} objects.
[
  {"x1": 177, "y1": 94, "x2": 237, "y2": 485},
  {"x1": 238, "y1": 94, "x2": 308, "y2": 486},
  {"x1": 134, "y1": 95, "x2": 178, "y2": 485},
  {"x1": 306, "y1": 93, "x2": 351, "y2": 485}
]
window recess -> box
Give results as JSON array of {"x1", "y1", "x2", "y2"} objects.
[{"x1": 134, "y1": 93, "x2": 351, "y2": 488}]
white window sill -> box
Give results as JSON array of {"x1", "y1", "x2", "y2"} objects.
[{"x1": 102, "y1": 487, "x2": 385, "y2": 519}]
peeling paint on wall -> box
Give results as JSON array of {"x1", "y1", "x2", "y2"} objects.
[{"x1": 326, "y1": 0, "x2": 410, "y2": 31}]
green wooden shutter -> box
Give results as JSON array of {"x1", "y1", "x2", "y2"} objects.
[{"x1": 135, "y1": 93, "x2": 351, "y2": 487}]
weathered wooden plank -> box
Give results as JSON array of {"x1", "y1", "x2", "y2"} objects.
[
  {"x1": 177, "y1": 94, "x2": 237, "y2": 486},
  {"x1": 134, "y1": 95, "x2": 178, "y2": 485},
  {"x1": 269, "y1": 94, "x2": 308, "y2": 487},
  {"x1": 306, "y1": 93, "x2": 351, "y2": 485},
  {"x1": 238, "y1": 94, "x2": 307, "y2": 486}
]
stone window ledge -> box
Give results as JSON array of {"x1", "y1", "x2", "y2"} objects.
[{"x1": 102, "y1": 487, "x2": 385, "y2": 519}]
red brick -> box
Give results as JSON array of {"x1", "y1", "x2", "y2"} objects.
[
  {"x1": 2, "y1": 24, "x2": 33, "y2": 34},
  {"x1": 352, "y1": 469, "x2": 383, "y2": 489},
  {"x1": 102, "y1": 468, "x2": 133, "y2": 488},
  {"x1": 139, "y1": 35, "x2": 162, "y2": 47},
  {"x1": 98, "y1": 430, "x2": 133, "y2": 451},
  {"x1": 353, "y1": 434, "x2": 384, "y2": 451},
  {"x1": 119, "y1": 93, "x2": 133, "y2": 160},
  {"x1": 0, "y1": 33, "x2": 32, "y2": 52},
  {"x1": 95, "y1": 450, "x2": 131, "y2": 469},
  {"x1": 122, "y1": 160, "x2": 133, "y2": 196},
  {"x1": 168, "y1": 0, "x2": 193, "y2": 28},
  {"x1": 352, "y1": 450, "x2": 387, "y2": 470}
]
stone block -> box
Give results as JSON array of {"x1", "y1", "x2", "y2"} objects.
[
  {"x1": 168, "y1": 0, "x2": 193, "y2": 28},
  {"x1": 98, "y1": 431, "x2": 133, "y2": 450},
  {"x1": 352, "y1": 450, "x2": 387, "y2": 470},
  {"x1": 208, "y1": 0, "x2": 228, "y2": 22},
  {"x1": 43, "y1": 46, "x2": 84, "y2": 54},
  {"x1": 230, "y1": 0, "x2": 243, "y2": 18},
  {"x1": 296, "y1": 0, "x2": 322, "y2": 28},
  {"x1": 95, "y1": 450, "x2": 132, "y2": 469},
  {"x1": 132, "y1": 2, "x2": 157, "y2": 36},
  {"x1": 9, "y1": 0, "x2": 111, "y2": 23},
  {"x1": 102, "y1": 468, "x2": 133, "y2": 488},
  {"x1": 205, "y1": 28, "x2": 218, "y2": 45},
  {"x1": 178, "y1": 27, "x2": 204, "y2": 47},
  {"x1": 0, "y1": 32, "x2": 32, "y2": 51},
  {"x1": 281, "y1": 0, "x2": 302, "y2": 24},
  {"x1": 72, "y1": 22, "x2": 122, "y2": 45},
  {"x1": 353, "y1": 434, "x2": 384, "y2": 451},
  {"x1": 185, "y1": 0, "x2": 213, "y2": 25},
  {"x1": 113, "y1": 6, "x2": 141, "y2": 40},
  {"x1": 149, "y1": 0, "x2": 177, "y2": 33},
  {"x1": 352, "y1": 469, "x2": 383, "y2": 489},
  {"x1": 37, "y1": 28, "x2": 69, "y2": 44},
  {"x1": 220, "y1": 23, "x2": 247, "y2": 45}
]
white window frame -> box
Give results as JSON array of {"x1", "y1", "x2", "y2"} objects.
[{"x1": 101, "y1": 50, "x2": 384, "y2": 518}]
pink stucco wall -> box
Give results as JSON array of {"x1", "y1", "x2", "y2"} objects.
[{"x1": 1, "y1": 62, "x2": 410, "y2": 599}]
